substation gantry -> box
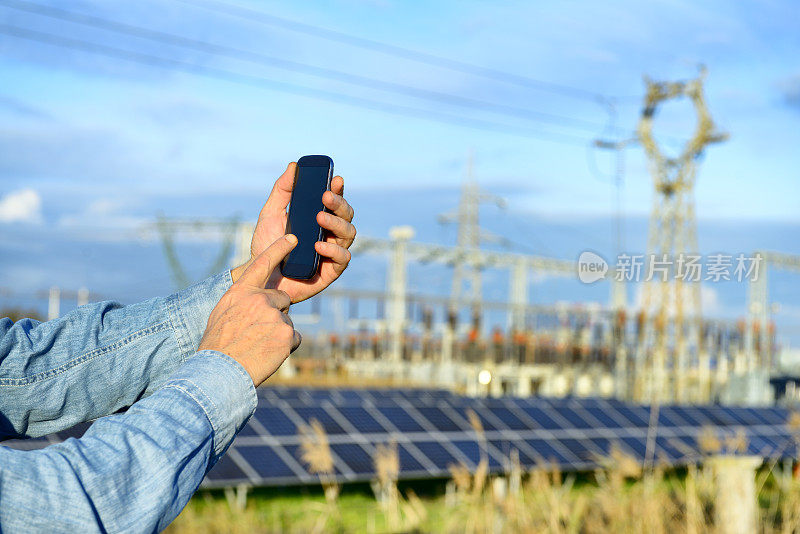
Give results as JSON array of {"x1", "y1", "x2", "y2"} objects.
[
  {"x1": 636, "y1": 69, "x2": 728, "y2": 403},
  {"x1": 351, "y1": 230, "x2": 575, "y2": 363},
  {"x1": 747, "y1": 251, "x2": 800, "y2": 371}
]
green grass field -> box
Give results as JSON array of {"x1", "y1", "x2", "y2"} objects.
[
  {"x1": 164, "y1": 463, "x2": 800, "y2": 533},
  {"x1": 167, "y1": 484, "x2": 453, "y2": 533}
]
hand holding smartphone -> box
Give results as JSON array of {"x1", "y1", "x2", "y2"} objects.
[{"x1": 280, "y1": 155, "x2": 334, "y2": 280}]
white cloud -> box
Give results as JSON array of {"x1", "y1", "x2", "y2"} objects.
[
  {"x1": 0, "y1": 188, "x2": 42, "y2": 223},
  {"x1": 86, "y1": 198, "x2": 125, "y2": 216}
]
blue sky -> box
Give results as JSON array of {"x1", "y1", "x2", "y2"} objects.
[{"x1": 1, "y1": 0, "x2": 799, "y2": 341}]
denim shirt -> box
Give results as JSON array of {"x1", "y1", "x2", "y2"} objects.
[{"x1": 0, "y1": 272, "x2": 257, "y2": 533}]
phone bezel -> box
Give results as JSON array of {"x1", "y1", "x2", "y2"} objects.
[{"x1": 280, "y1": 155, "x2": 333, "y2": 280}]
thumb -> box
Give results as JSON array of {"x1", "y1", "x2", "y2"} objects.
[
  {"x1": 237, "y1": 234, "x2": 297, "y2": 288},
  {"x1": 262, "y1": 162, "x2": 296, "y2": 215}
]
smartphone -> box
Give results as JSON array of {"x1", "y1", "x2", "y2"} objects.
[{"x1": 280, "y1": 155, "x2": 334, "y2": 280}]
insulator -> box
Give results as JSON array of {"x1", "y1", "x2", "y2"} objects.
[{"x1": 422, "y1": 307, "x2": 433, "y2": 331}]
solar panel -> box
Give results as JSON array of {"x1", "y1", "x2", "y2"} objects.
[
  {"x1": 279, "y1": 444, "x2": 312, "y2": 477},
  {"x1": 589, "y1": 437, "x2": 631, "y2": 459},
  {"x1": 668, "y1": 406, "x2": 706, "y2": 426},
  {"x1": 452, "y1": 440, "x2": 504, "y2": 468},
  {"x1": 336, "y1": 389, "x2": 370, "y2": 403},
  {"x1": 254, "y1": 406, "x2": 298, "y2": 436},
  {"x1": 413, "y1": 406, "x2": 463, "y2": 432},
  {"x1": 413, "y1": 441, "x2": 460, "y2": 470},
  {"x1": 725, "y1": 407, "x2": 764, "y2": 426},
  {"x1": 558, "y1": 438, "x2": 602, "y2": 463},
  {"x1": 654, "y1": 436, "x2": 687, "y2": 463},
  {"x1": 747, "y1": 435, "x2": 778, "y2": 457},
  {"x1": 657, "y1": 408, "x2": 689, "y2": 427},
  {"x1": 396, "y1": 444, "x2": 428, "y2": 474},
  {"x1": 291, "y1": 406, "x2": 346, "y2": 434},
  {"x1": 582, "y1": 406, "x2": 626, "y2": 428},
  {"x1": 3, "y1": 386, "x2": 795, "y2": 489},
  {"x1": 481, "y1": 407, "x2": 528, "y2": 430},
  {"x1": 524, "y1": 438, "x2": 576, "y2": 465},
  {"x1": 517, "y1": 406, "x2": 564, "y2": 430},
  {"x1": 334, "y1": 406, "x2": 388, "y2": 434},
  {"x1": 764, "y1": 407, "x2": 791, "y2": 425},
  {"x1": 375, "y1": 406, "x2": 426, "y2": 432},
  {"x1": 701, "y1": 406, "x2": 741, "y2": 426},
  {"x1": 461, "y1": 406, "x2": 502, "y2": 432},
  {"x1": 238, "y1": 446, "x2": 297, "y2": 479},
  {"x1": 490, "y1": 439, "x2": 538, "y2": 466},
  {"x1": 330, "y1": 443, "x2": 374, "y2": 475},
  {"x1": 237, "y1": 422, "x2": 261, "y2": 437},
  {"x1": 207, "y1": 454, "x2": 249, "y2": 482},
  {"x1": 612, "y1": 405, "x2": 651, "y2": 426},
  {"x1": 620, "y1": 436, "x2": 648, "y2": 458}
]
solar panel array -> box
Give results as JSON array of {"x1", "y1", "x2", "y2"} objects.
[{"x1": 4, "y1": 387, "x2": 796, "y2": 488}]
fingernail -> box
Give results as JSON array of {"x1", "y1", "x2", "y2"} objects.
[{"x1": 286, "y1": 234, "x2": 298, "y2": 244}]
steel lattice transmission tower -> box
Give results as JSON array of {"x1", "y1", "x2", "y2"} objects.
[
  {"x1": 636, "y1": 69, "x2": 727, "y2": 403},
  {"x1": 144, "y1": 216, "x2": 240, "y2": 288},
  {"x1": 439, "y1": 152, "x2": 505, "y2": 320}
]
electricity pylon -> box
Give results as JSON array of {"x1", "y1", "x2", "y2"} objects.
[
  {"x1": 438, "y1": 151, "x2": 506, "y2": 317},
  {"x1": 636, "y1": 68, "x2": 727, "y2": 403},
  {"x1": 145, "y1": 215, "x2": 240, "y2": 288}
]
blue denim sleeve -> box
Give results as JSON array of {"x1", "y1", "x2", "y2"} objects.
[
  {"x1": 0, "y1": 350, "x2": 256, "y2": 533},
  {"x1": 0, "y1": 272, "x2": 232, "y2": 439}
]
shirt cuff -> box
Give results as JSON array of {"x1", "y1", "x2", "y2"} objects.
[
  {"x1": 163, "y1": 350, "x2": 256, "y2": 457},
  {"x1": 166, "y1": 271, "x2": 233, "y2": 363}
]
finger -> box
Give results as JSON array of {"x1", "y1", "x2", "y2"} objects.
[
  {"x1": 315, "y1": 241, "x2": 351, "y2": 275},
  {"x1": 322, "y1": 191, "x2": 354, "y2": 222},
  {"x1": 238, "y1": 234, "x2": 298, "y2": 288},
  {"x1": 291, "y1": 330, "x2": 302, "y2": 353},
  {"x1": 331, "y1": 175, "x2": 344, "y2": 196},
  {"x1": 265, "y1": 289, "x2": 291, "y2": 312},
  {"x1": 279, "y1": 311, "x2": 294, "y2": 330},
  {"x1": 317, "y1": 211, "x2": 356, "y2": 244},
  {"x1": 263, "y1": 162, "x2": 297, "y2": 215}
]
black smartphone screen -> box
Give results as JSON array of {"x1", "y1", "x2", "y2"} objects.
[{"x1": 281, "y1": 156, "x2": 332, "y2": 279}]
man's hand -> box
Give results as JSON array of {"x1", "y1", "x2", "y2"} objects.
[
  {"x1": 200, "y1": 235, "x2": 301, "y2": 387},
  {"x1": 230, "y1": 162, "x2": 356, "y2": 303}
]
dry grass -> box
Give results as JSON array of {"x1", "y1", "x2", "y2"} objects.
[
  {"x1": 370, "y1": 441, "x2": 428, "y2": 531},
  {"x1": 299, "y1": 419, "x2": 340, "y2": 532},
  {"x1": 167, "y1": 411, "x2": 800, "y2": 533}
]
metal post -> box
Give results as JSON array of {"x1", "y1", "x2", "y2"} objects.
[
  {"x1": 507, "y1": 258, "x2": 528, "y2": 331},
  {"x1": 48, "y1": 286, "x2": 60, "y2": 320},
  {"x1": 233, "y1": 222, "x2": 255, "y2": 267},
  {"x1": 747, "y1": 258, "x2": 768, "y2": 372},
  {"x1": 77, "y1": 287, "x2": 89, "y2": 307},
  {"x1": 387, "y1": 226, "x2": 414, "y2": 362},
  {"x1": 708, "y1": 456, "x2": 761, "y2": 534},
  {"x1": 614, "y1": 315, "x2": 628, "y2": 400}
]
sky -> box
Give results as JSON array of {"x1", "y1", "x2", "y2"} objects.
[{"x1": 0, "y1": 0, "x2": 799, "y2": 343}]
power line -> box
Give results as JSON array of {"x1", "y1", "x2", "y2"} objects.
[
  {"x1": 0, "y1": 0, "x2": 607, "y2": 134},
  {"x1": 180, "y1": 0, "x2": 614, "y2": 104},
  {"x1": 0, "y1": 24, "x2": 594, "y2": 145}
]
